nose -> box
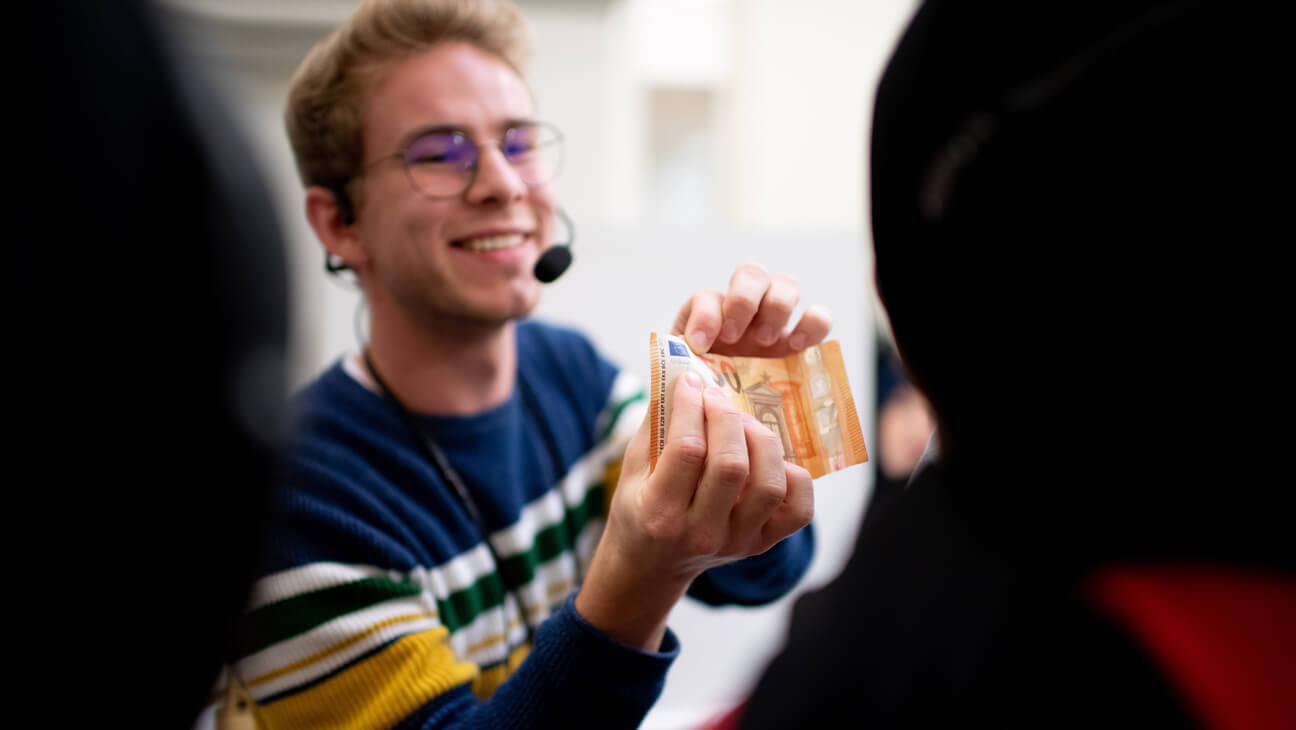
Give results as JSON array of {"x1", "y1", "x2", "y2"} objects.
[{"x1": 464, "y1": 144, "x2": 527, "y2": 205}]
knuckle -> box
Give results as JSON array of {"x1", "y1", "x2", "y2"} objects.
[
  {"x1": 788, "y1": 489, "x2": 815, "y2": 527},
  {"x1": 643, "y1": 511, "x2": 683, "y2": 543},
  {"x1": 754, "y1": 475, "x2": 788, "y2": 505},
  {"x1": 724, "y1": 295, "x2": 757, "y2": 318},
  {"x1": 686, "y1": 529, "x2": 721, "y2": 556},
  {"x1": 671, "y1": 436, "x2": 708, "y2": 468},
  {"x1": 708, "y1": 453, "x2": 750, "y2": 484},
  {"x1": 761, "y1": 289, "x2": 798, "y2": 319},
  {"x1": 760, "y1": 296, "x2": 795, "y2": 319}
]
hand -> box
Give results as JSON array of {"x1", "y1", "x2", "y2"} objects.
[
  {"x1": 575, "y1": 370, "x2": 814, "y2": 650},
  {"x1": 672, "y1": 262, "x2": 832, "y2": 357}
]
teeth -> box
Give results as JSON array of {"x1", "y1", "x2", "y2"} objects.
[{"x1": 462, "y1": 234, "x2": 524, "y2": 252}]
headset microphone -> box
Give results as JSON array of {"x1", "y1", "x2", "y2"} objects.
[{"x1": 533, "y1": 208, "x2": 574, "y2": 283}]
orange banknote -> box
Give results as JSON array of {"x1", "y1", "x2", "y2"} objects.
[{"x1": 648, "y1": 333, "x2": 868, "y2": 479}]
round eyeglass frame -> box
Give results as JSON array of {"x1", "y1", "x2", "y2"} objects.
[{"x1": 363, "y1": 120, "x2": 565, "y2": 200}]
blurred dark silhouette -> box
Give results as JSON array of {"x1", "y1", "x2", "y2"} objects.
[
  {"x1": 9, "y1": 1, "x2": 288, "y2": 726},
  {"x1": 739, "y1": 0, "x2": 1293, "y2": 728}
]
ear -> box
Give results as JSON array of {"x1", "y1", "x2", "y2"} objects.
[{"x1": 305, "y1": 185, "x2": 369, "y2": 271}]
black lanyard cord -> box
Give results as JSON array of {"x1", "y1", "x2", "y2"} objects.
[{"x1": 362, "y1": 349, "x2": 542, "y2": 646}]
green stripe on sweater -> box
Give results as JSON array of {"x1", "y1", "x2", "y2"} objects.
[
  {"x1": 243, "y1": 483, "x2": 608, "y2": 656},
  {"x1": 496, "y1": 485, "x2": 604, "y2": 589},
  {"x1": 600, "y1": 390, "x2": 645, "y2": 442},
  {"x1": 239, "y1": 577, "x2": 422, "y2": 656},
  {"x1": 437, "y1": 570, "x2": 507, "y2": 633}
]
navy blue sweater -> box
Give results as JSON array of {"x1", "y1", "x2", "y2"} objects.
[{"x1": 234, "y1": 320, "x2": 814, "y2": 729}]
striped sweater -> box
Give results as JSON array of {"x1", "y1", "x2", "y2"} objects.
[{"x1": 235, "y1": 320, "x2": 815, "y2": 729}]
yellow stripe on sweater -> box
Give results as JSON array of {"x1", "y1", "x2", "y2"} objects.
[
  {"x1": 471, "y1": 643, "x2": 531, "y2": 699},
  {"x1": 245, "y1": 611, "x2": 439, "y2": 689},
  {"x1": 256, "y1": 627, "x2": 477, "y2": 730},
  {"x1": 463, "y1": 617, "x2": 524, "y2": 658}
]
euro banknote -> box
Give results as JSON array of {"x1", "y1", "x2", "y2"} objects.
[{"x1": 648, "y1": 333, "x2": 868, "y2": 479}]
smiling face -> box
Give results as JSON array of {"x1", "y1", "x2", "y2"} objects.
[{"x1": 352, "y1": 41, "x2": 555, "y2": 332}]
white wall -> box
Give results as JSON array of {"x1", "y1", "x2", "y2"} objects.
[
  {"x1": 728, "y1": 0, "x2": 916, "y2": 233},
  {"x1": 162, "y1": 1, "x2": 918, "y2": 727}
]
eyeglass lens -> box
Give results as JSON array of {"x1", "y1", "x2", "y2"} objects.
[{"x1": 402, "y1": 123, "x2": 562, "y2": 197}]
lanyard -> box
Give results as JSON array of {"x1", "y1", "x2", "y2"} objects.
[{"x1": 362, "y1": 349, "x2": 561, "y2": 645}]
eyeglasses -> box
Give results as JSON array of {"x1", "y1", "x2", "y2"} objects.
[{"x1": 366, "y1": 121, "x2": 564, "y2": 199}]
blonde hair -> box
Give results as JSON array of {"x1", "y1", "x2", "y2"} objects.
[{"x1": 284, "y1": 0, "x2": 534, "y2": 196}]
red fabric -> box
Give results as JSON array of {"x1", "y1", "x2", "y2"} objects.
[
  {"x1": 694, "y1": 701, "x2": 746, "y2": 730},
  {"x1": 1089, "y1": 565, "x2": 1296, "y2": 730}
]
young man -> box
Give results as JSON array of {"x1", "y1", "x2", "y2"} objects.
[{"x1": 230, "y1": 1, "x2": 830, "y2": 727}]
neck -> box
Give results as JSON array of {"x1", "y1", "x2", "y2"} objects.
[{"x1": 364, "y1": 299, "x2": 517, "y2": 416}]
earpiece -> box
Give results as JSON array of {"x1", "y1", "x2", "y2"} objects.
[{"x1": 324, "y1": 184, "x2": 356, "y2": 275}]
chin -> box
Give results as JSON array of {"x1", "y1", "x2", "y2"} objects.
[
  {"x1": 508, "y1": 288, "x2": 543, "y2": 321},
  {"x1": 474, "y1": 285, "x2": 543, "y2": 326}
]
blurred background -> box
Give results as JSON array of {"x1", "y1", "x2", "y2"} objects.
[{"x1": 158, "y1": 0, "x2": 920, "y2": 727}]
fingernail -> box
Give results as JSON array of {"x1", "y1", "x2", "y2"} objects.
[
  {"x1": 683, "y1": 372, "x2": 703, "y2": 389},
  {"x1": 742, "y1": 412, "x2": 762, "y2": 427},
  {"x1": 789, "y1": 333, "x2": 807, "y2": 351},
  {"x1": 757, "y1": 325, "x2": 775, "y2": 345},
  {"x1": 689, "y1": 330, "x2": 708, "y2": 353},
  {"x1": 721, "y1": 320, "x2": 739, "y2": 342}
]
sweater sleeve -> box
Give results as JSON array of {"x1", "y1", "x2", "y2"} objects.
[
  {"x1": 237, "y1": 465, "x2": 678, "y2": 730},
  {"x1": 688, "y1": 524, "x2": 817, "y2": 607},
  {"x1": 399, "y1": 595, "x2": 679, "y2": 730}
]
